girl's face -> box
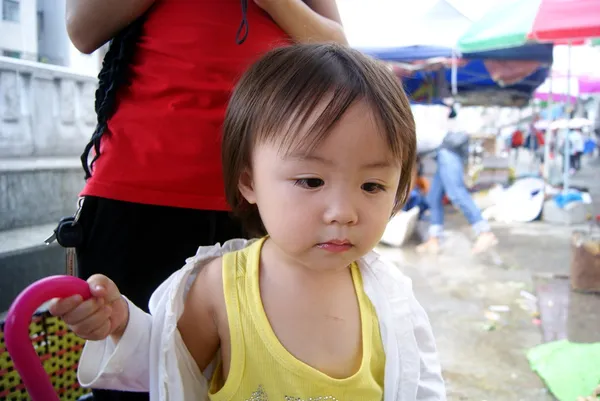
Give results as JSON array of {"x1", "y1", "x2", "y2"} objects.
[{"x1": 238, "y1": 101, "x2": 402, "y2": 272}]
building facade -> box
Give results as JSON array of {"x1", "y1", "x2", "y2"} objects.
[
  {"x1": 0, "y1": 0, "x2": 102, "y2": 76},
  {"x1": 0, "y1": 0, "x2": 38, "y2": 61}
]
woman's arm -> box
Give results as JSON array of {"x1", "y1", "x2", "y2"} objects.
[
  {"x1": 66, "y1": 0, "x2": 156, "y2": 54},
  {"x1": 255, "y1": 0, "x2": 348, "y2": 45}
]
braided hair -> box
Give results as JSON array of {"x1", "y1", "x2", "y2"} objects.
[
  {"x1": 81, "y1": 18, "x2": 145, "y2": 179},
  {"x1": 81, "y1": 0, "x2": 249, "y2": 179}
]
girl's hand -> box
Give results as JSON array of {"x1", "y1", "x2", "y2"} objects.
[{"x1": 49, "y1": 274, "x2": 129, "y2": 341}]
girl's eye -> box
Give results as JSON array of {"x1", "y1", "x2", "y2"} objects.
[
  {"x1": 362, "y1": 182, "x2": 385, "y2": 193},
  {"x1": 295, "y1": 178, "x2": 324, "y2": 189}
]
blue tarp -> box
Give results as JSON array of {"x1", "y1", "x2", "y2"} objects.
[
  {"x1": 445, "y1": 59, "x2": 549, "y2": 95},
  {"x1": 401, "y1": 60, "x2": 550, "y2": 105},
  {"x1": 359, "y1": 44, "x2": 551, "y2": 106}
]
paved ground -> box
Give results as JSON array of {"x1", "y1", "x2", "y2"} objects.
[
  {"x1": 376, "y1": 154, "x2": 600, "y2": 401},
  {"x1": 378, "y1": 224, "x2": 554, "y2": 401}
]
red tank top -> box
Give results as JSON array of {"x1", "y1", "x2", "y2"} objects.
[{"x1": 81, "y1": 0, "x2": 291, "y2": 210}]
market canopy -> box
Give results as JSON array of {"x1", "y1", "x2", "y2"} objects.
[
  {"x1": 458, "y1": 0, "x2": 600, "y2": 53},
  {"x1": 356, "y1": 0, "x2": 551, "y2": 107},
  {"x1": 534, "y1": 74, "x2": 600, "y2": 104},
  {"x1": 529, "y1": 0, "x2": 600, "y2": 42},
  {"x1": 457, "y1": 0, "x2": 543, "y2": 52}
]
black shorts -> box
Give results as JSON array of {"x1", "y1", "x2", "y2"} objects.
[{"x1": 75, "y1": 196, "x2": 245, "y2": 401}]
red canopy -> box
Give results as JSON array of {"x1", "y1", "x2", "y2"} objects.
[{"x1": 529, "y1": 0, "x2": 600, "y2": 42}]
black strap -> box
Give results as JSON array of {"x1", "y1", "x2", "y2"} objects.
[{"x1": 236, "y1": 0, "x2": 249, "y2": 44}]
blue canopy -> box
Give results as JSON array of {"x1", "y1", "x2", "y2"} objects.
[
  {"x1": 399, "y1": 58, "x2": 549, "y2": 107},
  {"x1": 359, "y1": 46, "x2": 454, "y2": 62},
  {"x1": 462, "y1": 43, "x2": 554, "y2": 63},
  {"x1": 361, "y1": 43, "x2": 553, "y2": 63}
]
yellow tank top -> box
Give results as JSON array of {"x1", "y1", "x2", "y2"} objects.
[{"x1": 208, "y1": 238, "x2": 385, "y2": 401}]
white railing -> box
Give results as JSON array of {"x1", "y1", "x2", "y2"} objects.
[{"x1": 0, "y1": 56, "x2": 97, "y2": 158}]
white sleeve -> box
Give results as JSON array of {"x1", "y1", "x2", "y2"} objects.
[
  {"x1": 78, "y1": 297, "x2": 152, "y2": 392},
  {"x1": 410, "y1": 294, "x2": 447, "y2": 401}
]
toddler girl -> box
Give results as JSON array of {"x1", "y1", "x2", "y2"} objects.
[{"x1": 51, "y1": 43, "x2": 445, "y2": 401}]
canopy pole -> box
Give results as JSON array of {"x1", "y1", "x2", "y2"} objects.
[
  {"x1": 530, "y1": 101, "x2": 537, "y2": 173},
  {"x1": 563, "y1": 42, "x2": 572, "y2": 193},
  {"x1": 451, "y1": 48, "x2": 457, "y2": 95},
  {"x1": 543, "y1": 73, "x2": 553, "y2": 181}
]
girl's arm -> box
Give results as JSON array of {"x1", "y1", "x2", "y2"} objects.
[
  {"x1": 255, "y1": 0, "x2": 348, "y2": 45},
  {"x1": 77, "y1": 258, "x2": 224, "y2": 394},
  {"x1": 66, "y1": 0, "x2": 156, "y2": 53},
  {"x1": 78, "y1": 298, "x2": 153, "y2": 391},
  {"x1": 177, "y1": 257, "x2": 223, "y2": 372}
]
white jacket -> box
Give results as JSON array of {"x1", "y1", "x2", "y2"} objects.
[{"x1": 78, "y1": 239, "x2": 446, "y2": 401}]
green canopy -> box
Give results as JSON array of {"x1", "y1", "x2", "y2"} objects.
[
  {"x1": 592, "y1": 38, "x2": 600, "y2": 46},
  {"x1": 457, "y1": 0, "x2": 542, "y2": 53}
]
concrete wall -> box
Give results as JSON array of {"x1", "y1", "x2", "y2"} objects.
[
  {"x1": 0, "y1": 56, "x2": 97, "y2": 158},
  {"x1": 0, "y1": 55, "x2": 98, "y2": 315},
  {"x1": 0, "y1": 243, "x2": 65, "y2": 311},
  {"x1": 0, "y1": 57, "x2": 96, "y2": 231},
  {"x1": 0, "y1": 161, "x2": 84, "y2": 230}
]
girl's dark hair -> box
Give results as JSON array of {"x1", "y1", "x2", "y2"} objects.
[
  {"x1": 81, "y1": 0, "x2": 250, "y2": 179},
  {"x1": 222, "y1": 44, "x2": 417, "y2": 237}
]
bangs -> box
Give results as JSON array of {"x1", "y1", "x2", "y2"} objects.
[{"x1": 244, "y1": 46, "x2": 411, "y2": 163}]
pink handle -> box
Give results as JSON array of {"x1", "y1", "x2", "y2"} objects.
[{"x1": 4, "y1": 275, "x2": 91, "y2": 401}]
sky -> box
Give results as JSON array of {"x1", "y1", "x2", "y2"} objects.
[
  {"x1": 444, "y1": 0, "x2": 503, "y2": 20},
  {"x1": 337, "y1": 0, "x2": 503, "y2": 48}
]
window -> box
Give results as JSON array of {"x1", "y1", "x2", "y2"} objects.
[
  {"x1": 2, "y1": 0, "x2": 20, "y2": 22},
  {"x1": 37, "y1": 10, "x2": 44, "y2": 34},
  {"x1": 2, "y1": 50, "x2": 21, "y2": 58}
]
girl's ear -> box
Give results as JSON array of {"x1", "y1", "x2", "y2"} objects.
[{"x1": 238, "y1": 168, "x2": 257, "y2": 205}]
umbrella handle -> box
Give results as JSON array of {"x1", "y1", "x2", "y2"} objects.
[{"x1": 4, "y1": 276, "x2": 92, "y2": 401}]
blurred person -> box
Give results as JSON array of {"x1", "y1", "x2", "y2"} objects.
[
  {"x1": 565, "y1": 128, "x2": 584, "y2": 172},
  {"x1": 510, "y1": 127, "x2": 524, "y2": 162},
  {"x1": 525, "y1": 127, "x2": 545, "y2": 170},
  {"x1": 417, "y1": 109, "x2": 498, "y2": 254}
]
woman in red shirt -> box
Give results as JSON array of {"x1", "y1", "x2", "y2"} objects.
[{"x1": 65, "y1": 1, "x2": 346, "y2": 400}]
